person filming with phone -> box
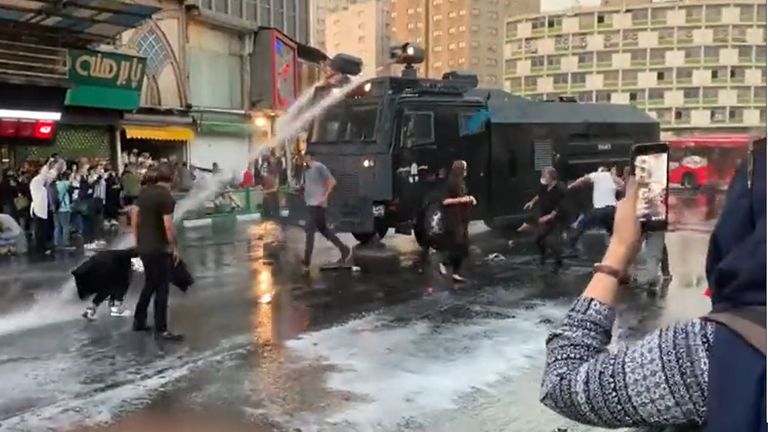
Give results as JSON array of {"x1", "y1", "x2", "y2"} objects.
[{"x1": 540, "y1": 140, "x2": 765, "y2": 432}]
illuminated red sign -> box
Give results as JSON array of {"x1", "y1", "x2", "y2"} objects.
[{"x1": 0, "y1": 119, "x2": 56, "y2": 140}]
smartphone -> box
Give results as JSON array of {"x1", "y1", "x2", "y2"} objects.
[{"x1": 630, "y1": 142, "x2": 669, "y2": 232}]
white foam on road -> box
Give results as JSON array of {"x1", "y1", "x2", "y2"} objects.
[
  {"x1": 0, "y1": 336, "x2": 251, "y2": 432},
  {"x1": 286, "y1": 301, "x2": 568, "y2": 431}
]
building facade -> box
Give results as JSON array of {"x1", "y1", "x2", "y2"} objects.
[
  {"x1": 391, "y1": 0, "x2": 537, "y2": 86},
  {"x1": 504, "y1": 0, "x2": 767, "y2": 137},
  {"x1": 325, "y1": 1, "x2": 392, "y2": 76}
]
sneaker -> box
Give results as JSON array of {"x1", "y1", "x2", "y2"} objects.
[
  {"x1": 452, "y1": 274, "x2": 467, "y2": 283},
  {"x1": 438, "y1": 262, "x2": 448, "y2": 276},
  {"x1": 110, "y1": 302, "x2": 131, "y2": 317},
  {"x1": 155, "y1": 331, "x2": 184, "y2": 342},
  {"x1": 82, "y1": 306, "x2": 97, "y2": 321}
]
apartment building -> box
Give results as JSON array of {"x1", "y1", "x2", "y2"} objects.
[
  {"x1": 504, "y1": 0, "x2": 767, "y2": 136},
  {"x1": 326, "y1": 1, "x2": 393, "y2": 76},
  {"x1": 391, "y1": 0, "x2": 537, "y2": 86}
]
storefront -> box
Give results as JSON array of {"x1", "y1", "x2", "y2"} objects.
[
  {"x1": 17, "y1": 49, "x2": 150, "y2": 170},
  {"x1": 0, "y1": 1, "x2": 159, "y2": 171},
  {"x1": 190, "y1": 110, "x2": 255, "y2": 177},
  {"x1": 121, "y1": 109, "x2": 195, "y2": 168},
  {"x1": 0, "y1": 81, "x2": 67, "y2": 170}
]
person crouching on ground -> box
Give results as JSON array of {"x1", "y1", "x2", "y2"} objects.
[
  {"x1": 540, "y1": 143, "x2": 765, "y2": 431},
  {"x1": 300, "y1": 152, "x2": 350, "y2": 273},
  {"x1": 438, "y1": 160, "x2": 476, "y2": 283},
  {"x1": 131, "y1": 163, "x2": 183, "y2": 341}
]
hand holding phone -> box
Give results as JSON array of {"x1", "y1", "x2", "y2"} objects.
[{"x1": 630, "y1": 143, "x2": 669, "y2": 232}]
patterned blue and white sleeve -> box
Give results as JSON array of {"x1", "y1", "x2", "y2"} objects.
[{"x1": 540, "y1": 297, "x2": 714, "y2": 428}]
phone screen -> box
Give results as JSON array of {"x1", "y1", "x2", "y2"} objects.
[{"x1": 634, "y1": 149, "x2": 668, "y2": 226}]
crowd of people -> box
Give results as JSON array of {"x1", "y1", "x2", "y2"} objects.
[{"x1": 0, "y1": 151, "x2": 197, "y2": 258}]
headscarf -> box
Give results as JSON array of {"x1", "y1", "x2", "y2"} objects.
[{"x1": 705, "y1": 138, "x2": 766, "y2": 312}]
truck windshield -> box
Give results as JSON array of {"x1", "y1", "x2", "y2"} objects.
[{"x1": 309, "y1": 103, "x2": 378, "y2": 143}]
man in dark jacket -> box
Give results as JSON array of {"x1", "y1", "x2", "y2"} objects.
[{"x1": 74, "y1": 248, "x2": 137, "y2": 320}]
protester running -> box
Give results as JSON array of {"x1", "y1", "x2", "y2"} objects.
[
  {"x1": 521, "y1": 167, "x2": 567, "y2": 272},
  {"x1": 300, "y1": 152, "x2": 350, "y2": 273}
]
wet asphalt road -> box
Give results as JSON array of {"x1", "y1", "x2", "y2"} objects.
[{"x1": 0, "y1": 217, "x2": 712, "y2": 432}]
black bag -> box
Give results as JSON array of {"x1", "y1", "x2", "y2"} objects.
[
  {"x1": 171, "y1": 259, "x2": 194, "y2": 292},
  {"x1": 72, "y1": 248, "x2": 138, "y2": 300}
]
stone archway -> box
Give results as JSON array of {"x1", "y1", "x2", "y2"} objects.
[{"x1": 127, "y1": 20, "x2": 187, "y2": 107}]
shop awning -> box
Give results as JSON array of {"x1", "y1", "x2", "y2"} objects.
[
  {"x1": 191, "y1": 110, "x2": 254, "y2": 137},
  {"x1": 0, "y1": 0, "x2": 160, "y2": 47},
  {"x1": 124, "y1": 126, "x2": 194, "y2": 141}
]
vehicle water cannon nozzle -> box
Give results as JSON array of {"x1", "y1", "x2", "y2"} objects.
[{"x1": 329, "y1": 53, "x2": 363, "y2": 77}]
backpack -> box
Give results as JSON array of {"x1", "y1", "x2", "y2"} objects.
[{"x1": 703, "y1": 307, "x2": 766, "y2": 432}]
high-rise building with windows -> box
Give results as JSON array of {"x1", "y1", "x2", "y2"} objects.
[
  {"x1": 325, "y1": 1, "x2": 392, "y2": 76},
  {"x1": 391, "y1": 0, "x2": 537, "y2": 86},
  {"x1": 503, "y1": 0, "x2": 766, "y2": 137}
]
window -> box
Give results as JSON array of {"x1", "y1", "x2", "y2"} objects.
[
  {"x1": 674, "y1": 110, "x2": 683, "y2": 120},
  {"x1": 740, "y1": 5, "x2": 755, "y2": 22},
  {"x1": 458, "y1": 25, "x2": 466, "y2": 32},
  {"x1": 657, "y1": 71, "x2": 665, "y2": 81},
  {"x1": 433, "y1": 14, "x2": 442, "y2": 21},
  {"x1": 631, "y1": 9, "x2": 648, "y2": 24},
  {"x1": 732, "y1": 26, "x2": 747, "y2": 42},
  {"x1": 448, "y1": 27, "x2": 456, "y2": 34},
  {"x1": 448, "y1": 11, "x2": 457, "y2": 18},
  {"x1": 713, "y1": 27, "x2": 729, "y2": 43},
  {"x1": 738, "y1": 46, "x2": 753, "y2": 60},
  {"x1": 683, "y1": 88, "x2": 700, "y2": 100},
  {"x1": 578, "y1": 52, "x2": 593, "y2": 67},
  {"x1": 547, "y1": 56, "x2": 561, "y2": 68},
  {"x1": 658, "y1": 28, "x2": 674, "y2": 44},
  {"x1": 623, "y1": 30, "x2": 639, "y2": 46},
  {"x1": 677, "y1": 68, "x2": 693, "y2": 81},
  {"x1": 458, "y1": 111, "x2": 488, "y2": 136},
  {"x1": 553, "y1": 74, "x2": 568, "y2": 85},
  {"x1": 596, "y1": 51, "x2": 611, "y2": 65},
  {"x1": 703, "y1": 46, "x2": 718, "y2": 60},
  {"x1": 458, "y1": 41, "x2": 466, "y2": 48},
  {"x1": 595, "y1": 91, "x2": 610, "y2": 102},
  {"x1": 576, "y1": 91, "x2": 593, "y2": 102},
  {"x1": 486, "y1": 58, "x2": 498, "y2": 66},
  {"x1": 547, "y1": 16, "x2": 561, "y2": 28},
  {"x1": 650, "y1": 8, "x2": 666, "y2": 24},
  {"x1": 571, "y1": 73, "x2": 586, "y2": 84},
  {"x1": 532, "y1": 17, "x2": 546, "y2": 30},
  {"x1": 402, "y1": 112, "x2": 435, "y2": 148},
  {"x1": 448, "y1": 42, "x2": 456, "y2": 50},
  {"x1": 407, "y1": 7, "x2": 415, "y2": 14},
  {"x1": 604, "y1": 32, "x2": 620, "y2": 48},
  {"x1": 648, "y1": 88, "x2": 664, "y2": 101},
  {"x1": 685, "y1": 7, "x2": 703, "y2": 23},
  {"x1": 531, "y1": 56, "x2": 545, "y2": 68},
  {"x1": 629, "y1": 92, "x2": 638, "y2": 102},
  {"x1": 555, "y1": 36, "x2": 569, "y2": 51},
  {"x1": 312, "y1": 104, "x2": 379, "y2": 142},
  {"x1": 702, "y1": 88, "x2": 717, "y2": 101},
  {"x1": 710, "y1": 108, "x2": 726, "y2": 123},
  {"x1": 705, "y1": 6, "x2": 722, "y2": 23},
  {"x1": 432, "y1": 45, "x2": 443, "y2": 52},
  {"x1": 489, "y1": 11, "x2": 499, "y2": 20}
]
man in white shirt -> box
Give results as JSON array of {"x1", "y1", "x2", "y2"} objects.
[
  {"x1": 567, "y1": 166, "x2": 624, "y2": 251},
  {"x1": 29, "y1": 163, "x2": 58, "y2": 255}
]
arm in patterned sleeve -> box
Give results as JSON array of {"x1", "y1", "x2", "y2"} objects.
[{"x1": 540, "y1": 296, "x2": 715, "y2": 429}]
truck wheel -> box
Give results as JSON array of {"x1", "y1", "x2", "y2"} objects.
[
  {"x1": 352, "y1": 219, "x2": 388, "y2": 244},
  {"x1": 682, "y1": 173, "x2": 698, "y2": 189}
]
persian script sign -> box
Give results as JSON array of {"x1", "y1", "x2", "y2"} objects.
[{"x1": 68, "y1": 49, "x2": 146, "y2": 90}]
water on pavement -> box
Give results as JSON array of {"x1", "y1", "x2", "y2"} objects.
[{"x1": 0, "y1": 218, "x2": 711, "y2": 432}]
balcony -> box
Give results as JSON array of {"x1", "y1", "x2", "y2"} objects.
[
  {"x1": 554, "y1": 83, "x2": 568, "y2": 90},
  {"x1": 623, "y1": 39, "x2": 639, "y2": 48},
  {"x1": 571, "y1": 82, "x2": 586, "y2": 89},
  {"x1": 631, "y1": 58, "x2": 647, "y2": 66},
  {"x1": 684, "y1": 57, "x2": 702, "y2": 65},
  {"x1": 702, "y1": 97, "x2": 718, "y2": 105},
  {"x1": 686, "y1": 16, "x2": 703, "y2": 24},
  {"x1": 578, "y1": 62, "x2": 593, "y2": 70},
  {"x1": 677, "y1": 77, "x2": 693, "y2": 84},
  {"x1": 604, "y1": 80, "x2": 619, "y2": 87},
  {"x1": 596, "y1": 60, "x2": 611, "y2": 68},
  {"x1": 712, "y1": 77, "x2": 728, "y2": 84},
  {"x1": 532, "y1": 66, "x2": 545, "y2": 73},
  {"x1": 713, "y1": 34, "x2": 729, "y2": 43},
  {"x1": 658, "y1": 37, "x2": 675, "y2": 46},
  {"x1": 702, "y1": 57, "x2": 719, "y2": 65},
  {"x1": 732, "y1": 76, "x2": 746, "y2": 83},
  {"x1": 647, "y1": 99, "x2": 664, "y2": 106},
  {"x1": 523, "y1": 85, "x2": 537, "y2": 92},
  {"x1": 650, "y1": 18, "x2": 666, "y2": 26},
  {"x1": 755, "y1": 96, "x2": 766, "y2": 104},
  {"x1": 737, "y1": 95, "x2": 753, "y2": 103},
  {"x1": 684, "y1": 97, "x2": 701, "y2": 104},
  {"x1": 649, "y1": 58, "x2": 665, "y2": 66},
  {"x1": 533, "y1": 27, "x2": 546, "y2": 36},
  {"x1": 622, "y1": 79, "x2": 638, "y2": 87},
  {"x1": 738, "y1": 55, "x2": 753, "y2": 63},
  {"x1": 597, "y1": 21, "x2": 612, "y2": 29}
]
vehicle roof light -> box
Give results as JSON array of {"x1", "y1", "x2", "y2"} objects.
[{"x1": 390, "y1": 43, "x2": 424, "y2": 65}]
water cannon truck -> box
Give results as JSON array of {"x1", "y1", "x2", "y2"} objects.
[{"x1": 296, "y1": 46, "x2": 660, "y2": 248}]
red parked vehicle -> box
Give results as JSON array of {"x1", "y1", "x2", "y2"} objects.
[{"x1": 668, "y1": 134, "x2": 755, "y2": 189}]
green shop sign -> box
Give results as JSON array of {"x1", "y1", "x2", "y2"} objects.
[{"x1": 65, "y1": 50, "x2": 147, "y2": 111}]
